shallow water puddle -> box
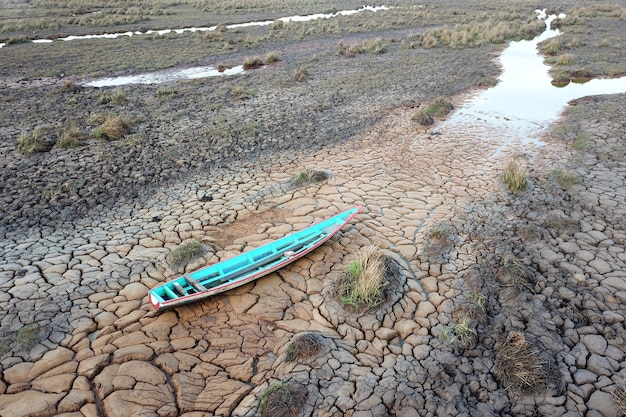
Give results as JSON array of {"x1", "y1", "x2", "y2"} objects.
[
  {"x1": 84, "y1": 65, "x2": 245, "y2": 87},
  {"x1": 441, "y1": 11, "x2": 626, "y2": 156},
  {"x1": 0, "y1": 5, "x2": 388, "y2": 47}
]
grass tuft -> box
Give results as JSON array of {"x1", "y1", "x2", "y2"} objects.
[
  {"x1": 166, "y1": 239, "x2": 205, "y2": 266},
  {"x1": 91, "y1": 115, "x2": 135, "y2": 140},
  {"x1": 56, "y1": 119, "x2": 86, "y2": 149},
  {"x1": 17, "y1": 126, "x2": 53, "y2": 154},
  {"x1": 284, "y1": 333, "x2": 324, "y2": 363},
  {"x1": 502, "y1": 158, "x2": 528, "y2": 193},
  {"x1": 552, "y1": 168, "x2": 582, "y2": 189},
  {"x1": 258, "y1": 382, "x2": 308, "y2": 417},
  {"x1": 613, "y1": 384, "x2": 626, "y2": 415},
  {"x1": 292, "y1": 169, "x2": 328, "y2": 186},
  {"x1": 496, "y1": 258, "x2": 535, "y2": 296},
  {"x1": 339, "y1": 246, "x2": 388, "y2": 311},
  {"x1": 494, "y1": 332, "x2": 551, "y2": 395},
  {"x1": 413, "y1": 97, "x2": 453, "y2": 125},
  {"x1": 243, "y1": 56, "x2": 264, "y2": 69},
  {"x1": 264, "y1": 52, "x2": 281, "y2": 63}
]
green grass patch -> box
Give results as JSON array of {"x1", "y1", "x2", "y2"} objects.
[
  {"x1": 413, "y1": 97, "x2": 454, "y2": 126},
  {"x1": 167, "y1": 239, "x2": 205, "y2": 266},
  {"x1": 291, "y1": 169, "x2": 329, "y2": 186},
  {"x1": 502, "y1": 158, "x2": 528, "y2": 193},
  {"x1": 338, "y1": 246, "x2": 388, "y2": 311}
]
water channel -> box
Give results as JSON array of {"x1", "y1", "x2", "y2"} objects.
[{"x1": 441, "y1": 11, "x2": 626, "y2": 156}]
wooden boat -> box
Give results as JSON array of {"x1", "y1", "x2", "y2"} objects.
[{"x1": 149, "y1": 206, "x2": 361, "y2": 311}]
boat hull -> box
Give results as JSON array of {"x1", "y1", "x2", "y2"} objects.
[{"x1": 149, "y1": 206, "x2": 361, "y2": 311}]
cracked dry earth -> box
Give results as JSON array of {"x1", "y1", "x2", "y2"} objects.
[{"x1": 1, "y1": 92, "x2": 625, "y2": 417}]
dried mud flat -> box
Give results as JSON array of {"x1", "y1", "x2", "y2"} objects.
[
  {"x1": 1, "y1": 90, "x2": 625, "y2": 416},
  {"x1": 1, "y1": 2, "x2": 626, "y2": 417}
]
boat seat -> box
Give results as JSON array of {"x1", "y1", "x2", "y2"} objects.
[
  {"x1": 184, "y1": 274, "x2": 208, "y2": 292},
  {"x1": 173, "y1": 282, "x2": 188, "y2": 297}
]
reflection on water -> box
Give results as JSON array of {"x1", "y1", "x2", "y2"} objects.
[
  {"x1": 0, "y1": 5, "x2": 388, "y2": 47},
  {"x1": 84, "y1": 65, "x2": 245, "y2": 87},
  {"x1": 445, "y1": 11, "x2": 626, "y2": 153}
]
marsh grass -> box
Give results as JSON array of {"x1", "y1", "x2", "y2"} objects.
[
  {"x1": 56, "y1": 119, "x2": 86, "y2": 149},
  {"x1": 258, "y1": 382, "x2": 308, "y2": 417},
  {"x1": 166, "y1": 239, "x2": 205, "y2": 266},
  {"x1": 419, "y1": 19, "x2": 544, "y2": 48},
  {"x1": 283, "y1": 332, "x2": 324, "y2": 363},
  {"x1": 502, "y1": 158, "x2": 528, "y2": 193},
  {"x1": 91, "y1": 115, "x2": 136, "y2": 140},
  {"x1": 17, "y1": 126, "x2": 53, "y2": 154},
  {"x1": 264, "y1": 51, "x2": 281, "y2": 63},
  {"x1": 494, "y1": 332, "x2": 552, "y2": 395},
  {"x1": 336, "y1": 38, "x2": 385, "y2": 56},
  {"x1": 243, "y1": 56, "x2": 264, "y2": 69},
  {"x1": 291, "y1": 169, "x2": 329, "y2": 186},
  {"x1": 552, "y1": 168, "x2": 582, "y2": 189},
  {"x1": 339, "y1": 246, "x2": 388, "y2": 311}
]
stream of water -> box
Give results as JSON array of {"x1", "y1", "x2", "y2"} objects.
[{"x1": 440, "y1": 11, "x2": 626, "y2": 156}]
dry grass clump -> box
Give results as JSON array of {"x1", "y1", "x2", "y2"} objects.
[
  {"x1": 336, "y1": 38, "x2": 385, "y2": 56},
  {"x1": 339, "y1": 246, "x2": 388, "y2": 311},
  {"x1": 438, "y1": 317, "x2": 478, "y2": 349},
  {"x1": 291, "y1": 169, "x2": 329, "y2": 186},
  {"x1": 502, "y1": 158, "x2": 529, "y2": 193},
  {"x1": 264, "y1": 52, "x2": 281, "y2": 63},
  {"x1": 56, "y1": 119, "x2": 86, "y2": 149},
  {"x1": 166, "y1": 239, "x2": 205, "y2": 266},
  {"x1": 91, "y1": 115, "x2": 135, "y2": 140},
  {"x1": 243, "y1": 56, "x2": 264, "y2": 69},
  {"x1": 494, "y1": 332, "x2": 551, "y2": 395},
  {"x1": 17, "y1": 126, "x2": 54, "y2": 154},
  {"x1": 552, "y1": 168, "x2": 582, "y2": 189},
  {"x1": 283, "y1": 333, "x2": 324, "y2": 363},
  {"x1": 258, "y1": 382, "x2": 308, "y2": 417},
  {"x1": 612, "y1": 383, "x2": 626, "y2": 415},
  {"x1": 496, "y1": 258, "x2": 535, "y2": 291}
]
